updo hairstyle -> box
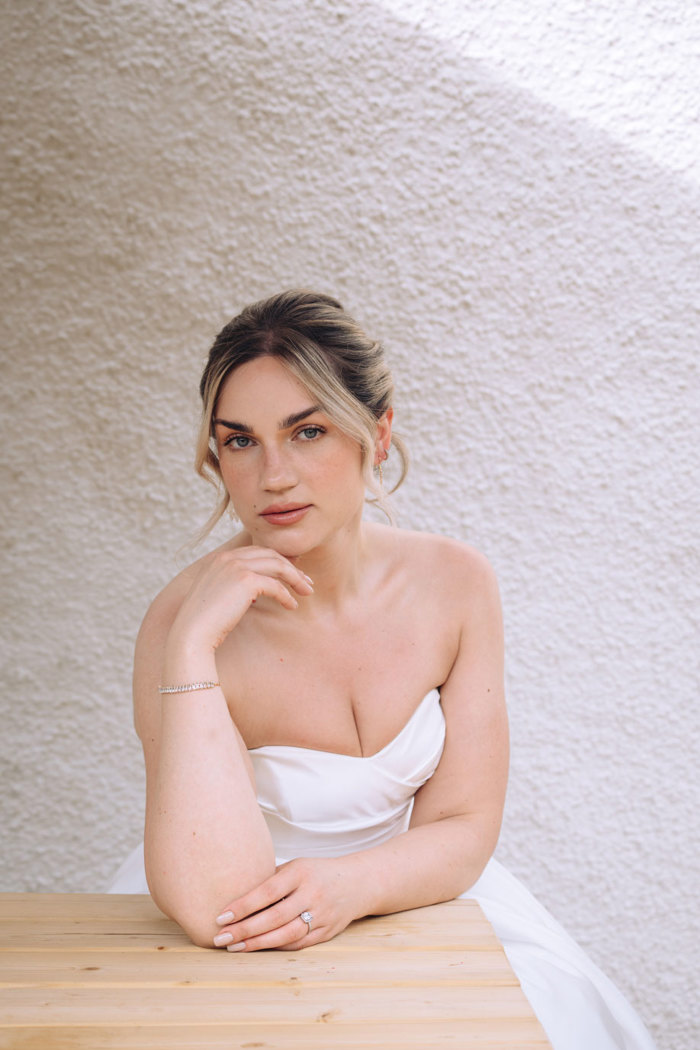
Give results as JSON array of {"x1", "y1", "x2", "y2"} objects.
[{"x1": 195, "y1": 289, "x2": 407, "y2": 534}]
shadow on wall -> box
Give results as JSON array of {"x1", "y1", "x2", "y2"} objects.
[
  {"x1": 5, "y1": 0, "x2": 696, "y2": 538},
  {"x1": 3, "y1": 3, "x2": 698, "y2": 1049}
]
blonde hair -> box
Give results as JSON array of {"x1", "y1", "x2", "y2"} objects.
[{"x1": 195, "y1": 289, "x2": 407, "y2": 536}]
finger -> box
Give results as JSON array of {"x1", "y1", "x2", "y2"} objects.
[
  {"x1": 216, "y1": 868, "x2": 297, "y2": 926},
  {"x1": 204, "y1": 558, "x2": 310, "y2": 606},
  {"x1": 217, "y1": 895, "x2": 300, "y2": 943},
  {"x1": 246, "y1": 574, "x2": 300, "y2": 610},
  {"x1": 242, "y1": 557, "x2": 313, "y2": 596},
  {"x1": 224, "y1": 915, "x2": 314, "y2": 953},
  {"x1": 225, "y1": 549, "x2": 314, "y2": 594},
  {"x1": 272, "y1": 934, "x2": 310, "y2": 951}
]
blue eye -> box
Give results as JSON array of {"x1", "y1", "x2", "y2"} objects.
[
  {"x1": 298, "y1": 426, "x2": 324, "y2": 441},
  {"x1": 224, "y1": 434, "x2": 253, "y2": 449}
]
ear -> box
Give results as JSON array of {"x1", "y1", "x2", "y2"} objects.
[{"x1": 374, "y1": 407, "x2": 394, "y2": 464}]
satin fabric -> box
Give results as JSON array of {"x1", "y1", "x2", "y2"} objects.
[{"x1": 109, "y1": 688, "x2": 656, "y2": 1050}]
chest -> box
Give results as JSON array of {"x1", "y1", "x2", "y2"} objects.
[{"x1": 215, "y1": 601, "x2": 454, "y2": 756}]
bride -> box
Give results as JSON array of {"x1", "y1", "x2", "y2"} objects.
[{"x1": 110, "y1": 289, "x2": 656, "y2": 1050}]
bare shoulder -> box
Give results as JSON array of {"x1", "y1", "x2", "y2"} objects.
[
  {"x1": 372, "y1": 524, "x2": 500, "y2": 606},
  {"x1": 137, "y1": 560, "x2": 198, "y2": 647}
]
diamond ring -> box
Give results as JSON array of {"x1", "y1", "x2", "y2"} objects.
[{"x1": 300, "y1": 910, "x2": 313, "y2": 933}]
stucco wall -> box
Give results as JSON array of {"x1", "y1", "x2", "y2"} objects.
[{"x1": 2, "y1": 2, "x2": 698, "y2": 1048}]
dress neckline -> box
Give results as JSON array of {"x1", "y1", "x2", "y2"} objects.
[{"x1": 248, "y1": 688, "x2": 441, "y2": 761}]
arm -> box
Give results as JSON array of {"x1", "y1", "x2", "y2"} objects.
[
  {"x1": 135, "y1": 547, "x2": 313, "y2": 947},
  {"x1": 213, "y1": 546, "x2": 508, "y2": 951},
  {"x1": 367, "y1": 547, "x2": 508, "y2": 911}
]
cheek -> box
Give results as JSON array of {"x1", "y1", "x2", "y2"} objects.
[
  {"x1": 219, "y1": 456, "x2": 256, "y2": 498},
  {"x1": 321, "y1": 450, "x2": 366, "y2": 494}
]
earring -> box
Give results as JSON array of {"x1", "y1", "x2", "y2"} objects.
[{"x1": 376, "y1": 445, "x2": 389, "y2": 486}]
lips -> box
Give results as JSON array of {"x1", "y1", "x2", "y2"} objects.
[{"x1": 259, "y1": 503, "x2": 312, "y2": 526}]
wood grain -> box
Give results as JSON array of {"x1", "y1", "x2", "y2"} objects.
[{"x1": 0, "y1": 894, "x2": 551, "y2": 1048}]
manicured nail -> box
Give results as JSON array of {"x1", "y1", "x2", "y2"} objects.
[
  {"x1": 216, "y1": 911, "x2": 235, "y2": 925},
  {"x1": 226, "y1": 942, "x2": 246, "y2": 952},
  {"x1": 214, "y1": 932, "x2": 234, "y2": 947},
  {"x1": 303, "y1": 574, "x2": 314, "y2": 586}
]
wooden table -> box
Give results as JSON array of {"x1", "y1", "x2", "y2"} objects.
[{"x1": 0, "y1": 893, "x2": 551, "y2": 1048}]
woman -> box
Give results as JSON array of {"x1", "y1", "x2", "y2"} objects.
[{"x1": 111, "y1": 290, "x2": 656, "y2": 1050}]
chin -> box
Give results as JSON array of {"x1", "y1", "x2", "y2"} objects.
[
  {"x1": 249, "y1": 528, "x2": 314, "y2": 559},
  {"x1": 268, "y1": 540, "x2": 308, "y2": 559}
]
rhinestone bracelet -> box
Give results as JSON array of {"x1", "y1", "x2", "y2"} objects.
[{"x1": 158, "y1": 681, "x2": 221, "y2": 695}]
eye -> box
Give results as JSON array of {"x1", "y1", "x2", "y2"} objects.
[
  {"x1": 297, "y1": 425, "x2": 325, "y2": 441},
  {"x1": 223, "y1": 434, "x2": 254, "y2": 450}
]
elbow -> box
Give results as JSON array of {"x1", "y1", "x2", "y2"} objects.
[
  {"x1": 179, "y1": 915, "x2": 218, "y2": 950},
  {"x1": 145, "y1": 862, "x2": 219, "y2": 949},
  {"x1": 148, "y1": 883, "x2": 218, "y2": 948},
  {"x1": 450, "y1": 812, "x2": 501, "y2": 893}
]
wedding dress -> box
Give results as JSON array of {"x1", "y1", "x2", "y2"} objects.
[{"x1": 109, "y1": 688, "x2": 656, "y2": 1050}]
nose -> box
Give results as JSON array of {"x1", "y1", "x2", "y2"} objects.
[{"x1": 259, "y1": 445, "x2": 297, "y2": 491}]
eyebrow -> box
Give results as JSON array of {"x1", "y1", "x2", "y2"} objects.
[{"x1": 213, "y1": 405, "x2": 323, "y2": 434}]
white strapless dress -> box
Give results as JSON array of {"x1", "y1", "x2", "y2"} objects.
[{"x1": 109, "y1": 689, "x2": 656, "y2": 1050}]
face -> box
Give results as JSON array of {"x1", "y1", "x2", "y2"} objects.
[{"x1": 213, "y1": 356, "x2": 374, "y2": 557}]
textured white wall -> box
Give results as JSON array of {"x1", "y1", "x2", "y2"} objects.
[{"x1": 2, "y1": 2, "x2": 698, "y2": 1048}]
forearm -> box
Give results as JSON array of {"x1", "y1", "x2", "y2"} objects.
[
  {"x1": 145, "y1": 648, "x2": 275, "y2": 944},
  {"x1": 344, "y1": 816, "x2": 495, "y2": 920}
]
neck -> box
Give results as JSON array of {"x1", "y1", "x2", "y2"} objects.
[{"x1": 290, "y1": 523, "x2": 368, "y2": 611}]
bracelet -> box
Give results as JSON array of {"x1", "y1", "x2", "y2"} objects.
[{"x1": 158, "y1": 681, "x2": 221, "y2": 695}]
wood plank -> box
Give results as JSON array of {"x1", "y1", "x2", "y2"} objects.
[
  {"x1": 0, "y1": 925, "x2": 190, "y2": 950},
  {"x1": 0, "y1": 947, "x2": 518, "y2": 987},
  {"x1": 0, "y1": 918, "x2": 499, "y2": 952},
  {"x1": 0, "y1": 930, "x2": 499, "y2": 951},
  {"x1": 0, "y1": 985, "x2": 542, "y2": 1025},
  {"x1": 0, "y1": 896, "x2": 166, "y2": 922},
  {"x1": 0, "y1": 895, "x2": 482, "y2": 916},
  {"x1": 0, "y1": 1021, "x2": 551, "y2": 1049},
  {"x1": 0, "y1": 895, "x2": 486, "y2": 930}
]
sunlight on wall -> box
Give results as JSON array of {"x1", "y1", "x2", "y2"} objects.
[{"x1": 376, "y1": 0, "x2": 699, "y2": 184}]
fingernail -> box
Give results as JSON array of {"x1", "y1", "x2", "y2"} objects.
[
  {"x1": 214, "y1": 932, "x2": 234, "y2": 947},
  {"x1": 226, "y1": 942, "x2": 246, "y2": 952},
  {"x1": 303, "y1": 574, "x2": 314, "y2": 586},
  {"x1": 216, "y1": 911, "x2": 235, "y2": 925}
]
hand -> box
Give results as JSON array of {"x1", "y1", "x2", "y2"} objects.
[
  {"x1": 167, "y1": 546, "x2": 314, "y2": 656},
  {"x1": 211, "y1": 857, "x2": 363, "y2": 952}
]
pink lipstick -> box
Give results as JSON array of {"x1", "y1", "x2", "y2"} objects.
[{"x1": 260, "y1": 503, "x2": 311, "y2": 526}]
